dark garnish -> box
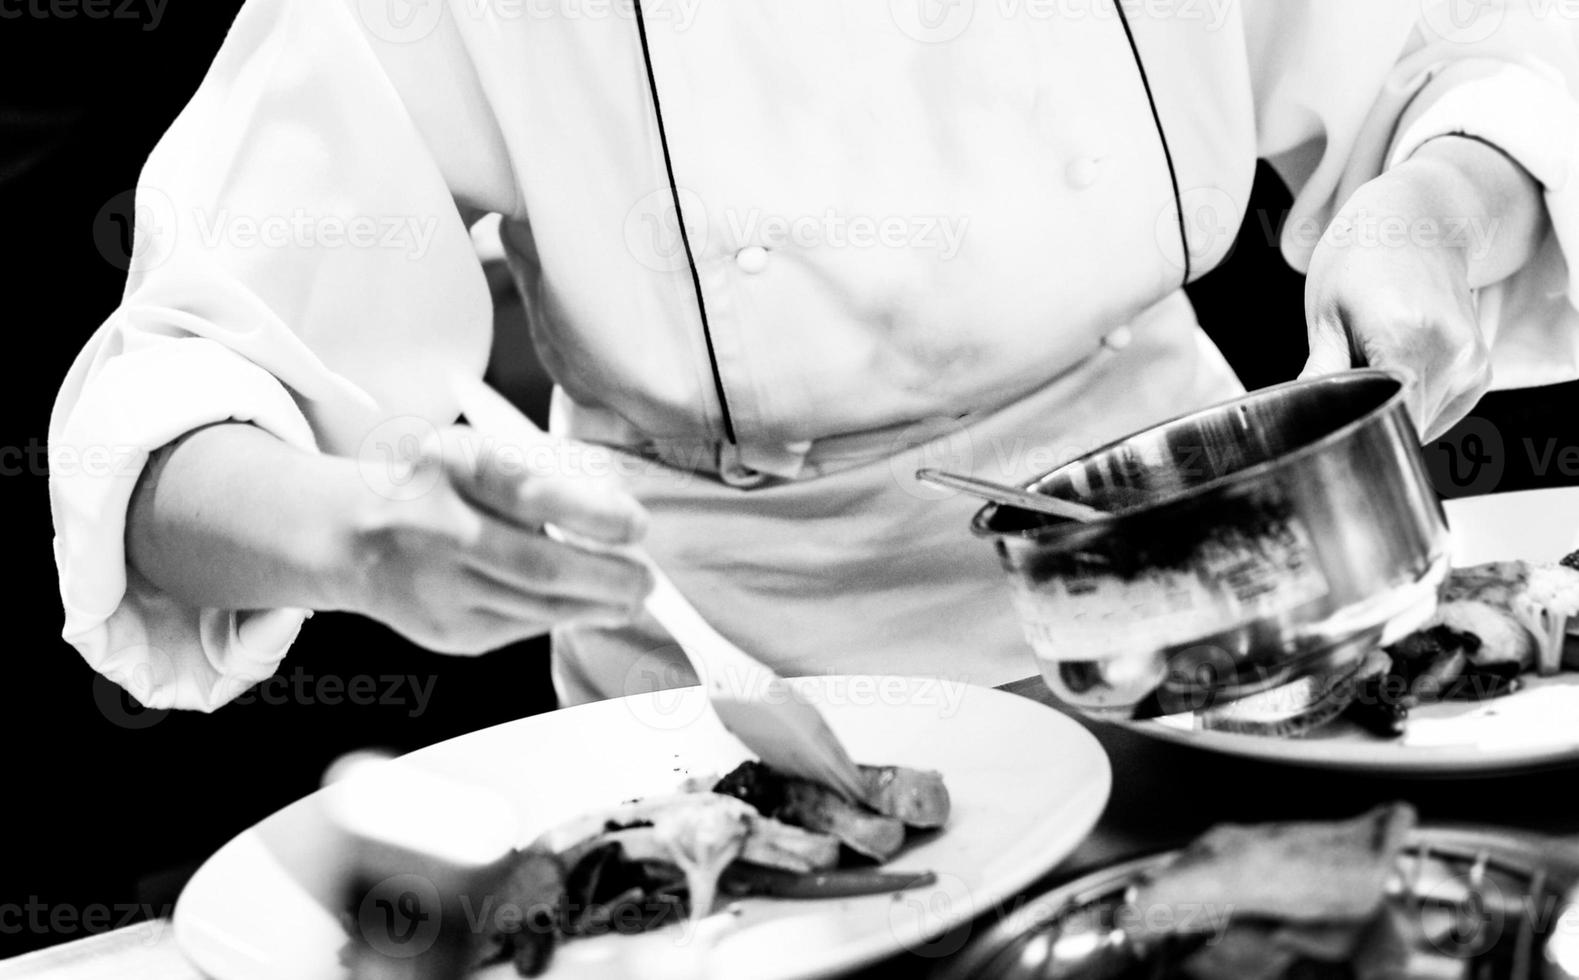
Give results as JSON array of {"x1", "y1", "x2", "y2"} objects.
[
  {"x1": 713, "y1": 760, "x2": 786, "y2": 815},
  {"x1": 1341, "y1": 674, "x2": 1409, "y2": 739},
  {"x1": 720, "y1": 863, "x2": 936, "y2": 898}
]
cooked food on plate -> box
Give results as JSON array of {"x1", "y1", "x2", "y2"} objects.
[
  {"x1": 1071, "y1": 804, "x2": 1555, "y2": 979},
  {"x1": 476, "y1": 759, "x2": 949, "y2": 976},
  {"x1": 1197, "y1": 553, "x2": 1579, "y2": 740}
]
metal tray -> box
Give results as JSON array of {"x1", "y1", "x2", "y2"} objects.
[{"x1": 937, "y1": 827, "x2": 1579, "y2": 980}]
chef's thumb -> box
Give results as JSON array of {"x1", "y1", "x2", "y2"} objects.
[{"x1": 1297, "y1": 329, "x2": 1355, "y2": 382}]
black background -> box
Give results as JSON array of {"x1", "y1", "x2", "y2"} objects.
[{"x1": 1, "y1": 2, "x2": 1576, "y2": 960}]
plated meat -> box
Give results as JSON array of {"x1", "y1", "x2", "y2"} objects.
[
  {"x1": 1213, "y1": 554, "x2": 1579, "y2": 741},
  {"x1": 1134, "y1": 805, "x2": 1415, "y2": 927},
  {"x1": 1336, "y1": 556, "x2": 1579, "y2": 739},
  {"x1": 1130, "y1": 806, "x2": 1427, "y2": 979},
  {"x1": 1434, "y1": 559, "x2": 1579, "y2": 675},
  {"x1": 477, "y1": 759, "x2": 950, "y2": 976},
  {"x1": 1110, "y1": 805, "x2": 1550, "y2": 980}
]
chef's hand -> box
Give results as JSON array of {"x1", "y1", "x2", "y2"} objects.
[
  {"x1": 343, "y1": 425, "x2": 653, "y2": 655},
  {"x1": 1299, "y1": 136, "x2": 1546, "y2": 443}
]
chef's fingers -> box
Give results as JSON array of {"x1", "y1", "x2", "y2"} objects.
[
  {"x1": 465, "y1": 518, "x2": 654, "y2": 608},
  {"x1": 428, "y1": 425, "x2": 649, "y2": 545},
  {"x1": 466, "y1": 592, "x2": 639, "y2": 633},
  {"x1": 1419, "y1": 342, "x2": 1493, "y2": 443},
  {"x1": 1367, "y1": 304, "x2": 1489, "y2": 443},
  {"x1": 1302, "y1": 301, "x2": 1489, "y2": 443},
  {"x1": 508, "y1": 475, "x2": 649, "y2": 545},
  {"x1": 421, "y1": 601, "x2": 632, "y2": 657},
  {"x1": 1297, "y1": 314, "x2": 1356, "y2": 382}
]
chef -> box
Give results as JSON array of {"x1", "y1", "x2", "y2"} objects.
[{"x1": 49, "y1": 0, "x2": 1579, "y2": 711}]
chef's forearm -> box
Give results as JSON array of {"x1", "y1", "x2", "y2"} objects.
[
  {"x1": 1392, "y1": 135, "x2": 1548, "y2": 290},
  {"x1": 126, "y1": 423, "x2": 367, "y2": 612}
]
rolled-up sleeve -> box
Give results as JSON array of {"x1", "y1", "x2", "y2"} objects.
[
  {"x1": 49, "y1": 0, "x2": 509, "y2": 710},
  {"x1": 1246, "y1": 0, "x2": 1579, "y2": 389}
]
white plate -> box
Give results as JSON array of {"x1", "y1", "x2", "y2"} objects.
[
  {"x1": 1127, "y1": 487, "x2": 1579, "y2": 776},
  {"x1": 174, "y1": 675, "x2": 1111, "y2": 980}
]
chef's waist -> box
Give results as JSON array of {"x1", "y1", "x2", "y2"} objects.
[
  {"x1": 552, "y1": 291, "x2": 1195, "y2": 488},
  {"x1": 550, "y1": 395, "x2": 932, "y2": 487}
]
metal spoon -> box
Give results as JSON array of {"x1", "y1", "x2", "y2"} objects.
[{"x1": 915, "y1": 469, "x2": 1107, "y2": 523}]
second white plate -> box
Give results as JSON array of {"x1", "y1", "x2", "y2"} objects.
[{"x1": 1127, "y1": 487, "x2": 1579, "y2": 775}]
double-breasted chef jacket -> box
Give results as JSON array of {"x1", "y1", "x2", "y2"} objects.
[{"x1": 49, "y1": 0, "x2": 1579, "y2": 709}]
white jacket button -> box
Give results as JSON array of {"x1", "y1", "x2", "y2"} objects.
[
  {"x1": 721, "y1": 462, "x2": 767, "y2": 487},
  {"x1": 1065, "y1": 156, "x2": 1103, "y2": 190},
  {"x1": 735, "y1": 245, "x2": 769, "y2": 274},
  {"x1": 1102, "y1": 325, "x2": 1134, "y2": 350}
]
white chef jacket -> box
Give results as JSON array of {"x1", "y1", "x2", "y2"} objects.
[{"x1": 49, "y1": 0, "x2": 1579, "y2": 710}]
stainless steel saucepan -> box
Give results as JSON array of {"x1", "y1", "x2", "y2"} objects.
[{"x1": 972, "y1": 370, "x2": 1449, "y2": 720}]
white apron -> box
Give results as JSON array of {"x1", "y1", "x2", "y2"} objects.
[{"x1": 551, "y1": 290, "x2": 1243, "y2": 705}]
